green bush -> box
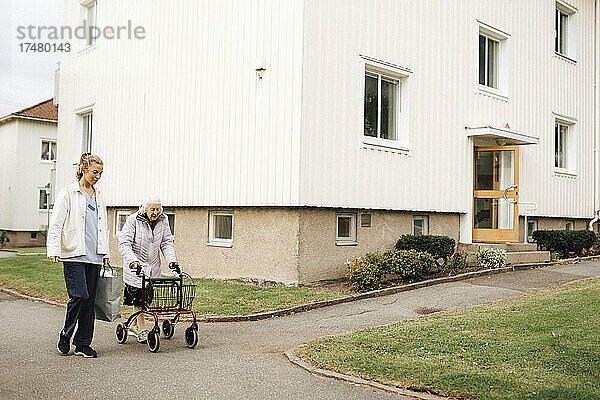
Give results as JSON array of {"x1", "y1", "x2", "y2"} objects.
[
  {"x1": 532, "y1": 230, "x2": 596, "y2": 258},
  {"x1": 0, "y1": 231, "x2": 9, "y2": 248},
  {"x1": 395, "y1": 235, "x2": 455, "y2": 259},
  {"x1": 347, "y1": 249, "x2": 435, "y2": 291},
  {"x1": 385, "y1": 249, "x2": 435, "y2": 279},
  {"x1": 347, "y1": 256, "x2": 382, "y2": 291},
  {"x1": 449, "y1": 252, "x2": 468, "y2": 270}
]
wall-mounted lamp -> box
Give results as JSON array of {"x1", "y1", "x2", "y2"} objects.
[
  {"x1": 255, "y1": 67, "x2": 266, "y2": 79},
  {"x1": 495, "y1": 138, "x2": 508, "y2": 146}
]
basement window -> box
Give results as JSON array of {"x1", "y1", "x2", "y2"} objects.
[
  {"x1": 209, "y1": 211, "x2": 233, "y2": 247},
  {"x1": 336, "y1": 213, "x2": 357, "y2": 245}
]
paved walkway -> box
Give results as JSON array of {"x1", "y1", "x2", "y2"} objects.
[{"x1": 0, "y1": 261, "x2": 598, "y2": 400}]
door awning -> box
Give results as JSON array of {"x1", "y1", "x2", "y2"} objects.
[{"x1": 466, "y1": 126, "x2": 539, "y2": 146}]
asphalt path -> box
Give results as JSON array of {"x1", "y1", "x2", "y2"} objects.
[{"x1": 1, "y1": 261, "x2": 598, "y2": 400}]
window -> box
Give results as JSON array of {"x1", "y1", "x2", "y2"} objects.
[
  {"x1": 554, "y1": 116, "x2": 576, "y2": 173},
  {"x1": 413, "y1": 216, "x2": 429, "y2": 236},
  {"x1": 555, "y1": 1, "x2": 577, "y2": 60},
  {"x1": 479, "y1": 34, "x2": 499, "y2": 89},
  {"x1": 41, "y1": 140, "x2": 56, "y2": 161},
  {"x1": 114, "y1": 211, "x2": 131, "y2": 236},
  {"x1": 527, "y1": 219, "x2": 538, "y2": 243},
  {"x1": 81, "y1": 112, "x2": 93, "y2": 153},
  {"x1": 30, "y1": 232, "x2": 38, "y2": 241},
  {"x1": 364, "y1": 72, "x2": 398, "y2": 141},
  {"x1": 39, "y1": 189, "x2": 48, "y2": 210},
  {"x1": 362, "y1": 57, "x2": 410, "y2": 150},
  {"x1": 165, "y1": 213, "x2": 175, "y2": 236},
  {"x1": 81, "y1": 0, "x2": 98, "y2": 47},
  {"x1": 478, "y1": 23, "x2": 509, "y2": 97},
  {"x1": 565, "y1": 220, "x2": 574, "y2": 231},
  {"x1": 360, "y1": 213, "x2": 371, "y2": 228},
  {"x1": 336, "y1": 213, "x2": 357, "y2": 245},
  {"x1": 209, "y1": 211, "x2": 233, "y2": 247}
]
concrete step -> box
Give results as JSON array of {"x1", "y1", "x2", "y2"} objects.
[
  {"x1": 458, "y1": 242, "x2": 538, "y2": 253},
  {"x1": 465, "y1": 250, "x2": 550, "y2": 266}
]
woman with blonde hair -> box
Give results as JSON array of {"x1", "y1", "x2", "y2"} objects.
[{"x1": 47, "y1": 153, "x2": 110, "y2": 358}]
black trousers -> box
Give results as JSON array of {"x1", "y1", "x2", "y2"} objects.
[{"x1": 62, "y1": 262, "x2": 100, "y2": 347}]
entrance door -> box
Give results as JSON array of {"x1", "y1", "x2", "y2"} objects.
[{"x1": 473, "y1": 146, "x2": 519, "y2": 242}]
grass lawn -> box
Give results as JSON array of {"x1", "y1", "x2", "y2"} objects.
[
  {"x1": 297, "y1": 278, "x2": 600, "y2": 400},
  {"x1": 0, "y1": 255, "x2": 352, "y2": 315},
  {"x1": 2, "y1": 247, "x2": 46, "y2": 254}
]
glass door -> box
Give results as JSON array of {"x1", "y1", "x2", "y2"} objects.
[{"x1": 473, "y1": 146, "x2": 519, "y2": 242}]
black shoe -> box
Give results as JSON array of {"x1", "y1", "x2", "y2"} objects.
[
  {"x1": 57, "y1": 333, "x2": 70, "y2": 356},
  {"x1": 74, "y1": 345, "x2": 98, "y2": 358}
]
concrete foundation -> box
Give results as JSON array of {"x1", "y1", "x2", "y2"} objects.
[
  {"x1": 107, "y1": 207, "x2": 460, "y2": 285},
  {"x1": 1, "y1": 231, "x2": 46, "y2": 248}
]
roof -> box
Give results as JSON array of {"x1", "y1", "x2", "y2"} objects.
[{"x1": 0, "y1": 99, "x2": 58, "y2": 123}]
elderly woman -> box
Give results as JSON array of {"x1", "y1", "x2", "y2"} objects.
[{"x1": 118, "y1": 195, "x2": 178, "y2": 343}]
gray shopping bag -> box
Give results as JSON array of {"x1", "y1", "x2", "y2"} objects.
[{"x1": 94, "y1": 266, "x2": 122, "y2": 322}]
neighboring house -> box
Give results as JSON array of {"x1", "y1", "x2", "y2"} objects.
[
  {"x1": 56, "y1": 0, "x2": 599, "y2": 285},
  {"x1": 0, "y1": 99, "x2": 58, "y2": 247}
]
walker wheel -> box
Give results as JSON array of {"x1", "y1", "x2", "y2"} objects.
[
  {"x1": 116, "y1": 323, "x2": 127, "y2": 344},
  {"x1": 147, "y1": 329, "x2": 160, "y2": 353},
  {"x1": 185, "y1": 326, "x2": 198, "y2": 349},
  {"x1": 162, "y1": 319, "x2": 175, "y2": 339}
]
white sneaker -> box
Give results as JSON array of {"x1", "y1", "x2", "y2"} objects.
[
  {"x1": 138, "y1": 330, "x2": 148, "y2": 344},
  {"x1": 128, "y1": 326, "x2": 139, "y2": 339}
]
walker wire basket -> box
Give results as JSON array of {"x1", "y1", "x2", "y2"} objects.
[{"x1": 144, "y1": 277, "x2": 196, "y2": 312}]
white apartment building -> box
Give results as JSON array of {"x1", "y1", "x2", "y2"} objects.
[
  {"x1": 55, "y1": 0, "x2": 600, "y2": 284},
  {"x1": 0, "y1": 99, "x2": 58, "y2": 247}
]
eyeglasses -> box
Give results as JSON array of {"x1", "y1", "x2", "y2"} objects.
[{"x1": 82, "y1": 152, "x2": 91, "y2": 157}]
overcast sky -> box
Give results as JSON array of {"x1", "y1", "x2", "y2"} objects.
[{"x1": 0, "y1": 0, "x2": 63, "y2": 116}]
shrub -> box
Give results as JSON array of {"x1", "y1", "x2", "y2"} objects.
[
  {"x1": 532, "y1": 230, "x2": 596, "y2": 258},
  {"x1": 449, "y1": 252, "x2": 468, "y2": 270},
  {"x1": 477, "y1": 248, "x2": 507, "y2": 269},
  {"x1": 347, "y1": 249, "x2": 435, "y2": 291},
  {"x1": 347, "y1": 255, "x2": 382, "y2": 291},
  {"x1": 395, "y1": 235, "x2": 455, "y2": 259},
  {"x1": 0, "y1": 231, "x2": 9, "y2": 248},
  {"x1": 386, "y1": 249, "x2": 435, "y2": 279}
]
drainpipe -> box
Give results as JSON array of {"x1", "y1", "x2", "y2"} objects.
[{"x1": 592, "y1": 0, "x2": 600, "y2": 231}]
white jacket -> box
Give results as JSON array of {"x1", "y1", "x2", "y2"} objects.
[
  {"x1": 46, "y1": 183, "x2": 110, "y2": 260},
  {"x1": 118, "y1": 206, "x2": 177, "y2": 288}
]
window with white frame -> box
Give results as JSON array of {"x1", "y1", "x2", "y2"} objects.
[
  {"x1": 413, "y1": 216, "x2": 429, "y2": 236},
  {"x1": 81, "y1": 0, "x2": 98, "y2": 47},
  {"x1": 41, "y1": 140, "x2": 56, "y2": 161},
  {"x1": 114, "y1": 211, "x2": 131, "y2": 236},
  {"x1": 478, "y1": 23, "x2": 509, "y2": 96},
  {"x1": 81, "y1": 111, "x2": 93, "y2": 153},
  {"x1": 38, "y1": 189, "x2": 48, "y2": 210},
  {"x1": 209, "y1": 211, "x2": 233, "y2": 246},
  {"x1": 554, "y1": 116, "x2": 576, "y2": 173},
  {"x1": 479, "y1": 35, "x2": 499, "y2": 89},
  {"x1": 30, "y1": 232, "x2": 38, "y2": 241},
  {"x1": 527, "y1": 219, "x2": 538, "y2": 243},
  {"x1": 362, "y1": 57, "x2": 410, "y2": 150},
  {"x1": 336, "y1": 213, "x2": 357, "y2": 244},
  {"x1": 364, "y1": 72, "x2": 398, "y2": 141},
  {"x1": 555, "y1": 1, "x2": 577, "y2": 60}
]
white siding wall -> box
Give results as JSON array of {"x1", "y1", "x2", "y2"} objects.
[
  {"x1": 300, "y1": 0, "x2": 595, "y2": 219},
  {"x1": 0, "y1": 121, "x2": 18, "y2": 229},
  {"x1": 57, "y1": 0, "x2": 304, "y2": 207},
  {"x1": 57, "y1": 0, "x2": 596, "y2": 221},
  {"x1": 0, "y1": 119, "x2": 57, "y2": 230}
]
